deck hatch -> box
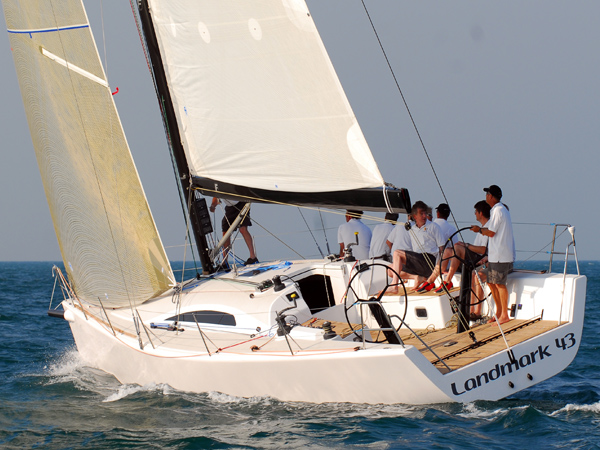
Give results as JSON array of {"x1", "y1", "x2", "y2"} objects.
[{"x1": 167, "y1": 310, "x2": 236, "y2": 326}]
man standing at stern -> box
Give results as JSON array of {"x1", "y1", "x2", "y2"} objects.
[{"x1": 471, "y1": 185, "x2": 515, "y2": 325}]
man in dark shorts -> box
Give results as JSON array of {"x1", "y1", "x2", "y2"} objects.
[
  {"x1": 210, "y1": 198, "x2": 258, "y2": 265},
  {"x1": 387, "y1": 201, "x2": 445, "y2": 294}
]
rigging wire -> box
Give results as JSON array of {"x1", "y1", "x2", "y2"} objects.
[
  {"x1": 318, "y1": 209, "x2": 332, "y2": 255},
  {"x1": 97, "y1": 2, "x2": 149, "y2": 339},
  {"x1": 359, "y1": 1, "x2": 465, "y2": 240},
  {"x1": 211, "y1": 200, "x2": 253, "y2": 267},
  {"x1": 98, "y1": 0, "x2": 142, "y2": 332},
  {"x1": 298, "y1": 208, "x2": 324, "y2": 258},
  {"x1": 520, "y1": 227, "x2": 569, "y2": 264},
  {"x1": 175, "y1": 186, "x2": 197, "y2": 322},
  {"x1": 128, "y1": 0, "x2": 200, "y2": 273},
  {"x1": 100, "y1": 0, "x2": 108, "y2": 75},
  {"x1": 358, "y1": 1, "x2": 511, "y2": 343},
  {"x1": 250, "y1": 219, "x2": 306, "y2": 260},
  {"x1": 196, "y1": 187, "x2": 564, "y2": 265},
  {"x1": 359, "y1": 0, "x2": 444, "y2": 197},
  {"x1": 46, "y1": 0, "x2": 165, "y2": 350}
]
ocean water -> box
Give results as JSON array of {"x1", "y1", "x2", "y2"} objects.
[{"x1": 0, "y1": 260, "x2": 598, "y2": 449}]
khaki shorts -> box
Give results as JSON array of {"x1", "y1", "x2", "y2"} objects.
[{"x1": 487, "y1": 262, "x2": 513, "y2": 285}]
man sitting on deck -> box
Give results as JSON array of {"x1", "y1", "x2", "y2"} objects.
[
  {"x1": 369, "y1": 212, "x2": 398, "y2": 261},
  {"x1": 386, "y1": 214, "x2": 414, "y2": 255},
  {"x1": 433, "y1": 203, "x2": 458, "y2": 245},
  {"x1": 418, "y1": 200, "x2": 490, "y2": 294},
  {"x1": 386, "y1": 201, "x2": 445, "y2": 294}
]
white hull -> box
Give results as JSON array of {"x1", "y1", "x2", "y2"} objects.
[
  {"x1": 61, "y1": 260, "x2": 586, "y2": 404},
  {"x1": 4, "y1": 0, "x2": 586, "y2": 406}
]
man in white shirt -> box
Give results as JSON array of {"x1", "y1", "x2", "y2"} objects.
[
  {"x1": 425, "y1": 200, "x2": 490, "y2": 294},
  {"x1": 471, "y1": 185, "x2": 515, "y2": 325},
  {"x1": 433, "y1": 203, "x2": 458, "y2": 276},
  {"x1": 387, "y1": 201, "x2": 445, "y2": 293},
  {"x1": 386, "y1": 215, "x2": 413, "y2": 255},
  {"x1": 434, "y1": 203, "x2": 458, "y2": 245},
  {"x1": 338, "y1": 210, "x2": 372, "y2": 260},
  {"x1": 369, "y1": 213, "x2": 398, "y2": 260}
]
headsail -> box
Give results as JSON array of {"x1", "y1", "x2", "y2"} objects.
[
  {"x1": 140, "y1": 0, "x2": 409, "y2": 212},
  {"x1": 2, "y1": 0, "x2": 174, "y2": 307}
]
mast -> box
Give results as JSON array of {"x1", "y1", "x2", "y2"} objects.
[{"x1": 136, "y1": 0, "x2": 214, "y2": 274}]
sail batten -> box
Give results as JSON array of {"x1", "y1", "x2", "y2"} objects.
[
  {"x1": 40, "y1": 46, "x2": 109, "y2": 86},
  {"x1": 146, "y1": 0, "x2": 388, "y2": 194},
  {"x1": 3, "y1": 0, "x2": 174, "y2": 307},
  {"x1": 7, "y1": 23, "x2": 89, "y2": 34}
]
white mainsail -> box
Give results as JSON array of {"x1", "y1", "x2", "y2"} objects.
[
  {"x1": 3, "y1": 0, "x2": 174, "y2": 307},
  {"x1": 147, "y1": 0, "x2": 385, "y2": 193}
]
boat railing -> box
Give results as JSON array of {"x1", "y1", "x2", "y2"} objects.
[
  {"x1": 355, "y1": 300, "x2": 452, "y2": 373},
  {"x1": 50, "y1": 265, "x2": 89, "y2": 320},
  {"x1": 355, "y1": 300, "x2": 403, "y2": 347},
  {"x1": 547, "y1": 224, "x2": 580, "y2": 275}
]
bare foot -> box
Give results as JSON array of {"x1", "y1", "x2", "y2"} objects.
[
  {"x1": 489, "y1": 317, "x2": 510, "y2": 326},
  {"x1": 487, "y1": 317, "x2": 497, "y2": 324}
]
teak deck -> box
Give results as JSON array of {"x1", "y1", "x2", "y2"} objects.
[
  {"x1": 304, "y1": 317, "x2": 562, "y2": 374},
  {"x1": 399, "y1": 318, "x2": 561, "y2": 373}
]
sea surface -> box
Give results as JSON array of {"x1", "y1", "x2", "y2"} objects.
[{"x1": 0, "y1": 260, "x2": 598, "y2": 449}]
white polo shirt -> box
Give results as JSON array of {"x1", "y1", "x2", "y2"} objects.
[
  {"x1": 387, "y1": 222, "x2": 413, "y2": 253},
  {"x1": 473, "y1": 231, "x2": 489, "y2": 249},
  {"x1": 434, "y1": 218, "x2": 458, "y2": 245},
  {"x1": 338, "y1": 218, "x2": 372, "y2": 260},
  {"x1": 409, "y1": 220, "x2": 445, "y2": 255},
  {"x1": 486, "y1": 203, "x2": 516, "y2": 263},
  {"x1": 369, "y1": 222, "x2": 395, "y2": 259}
]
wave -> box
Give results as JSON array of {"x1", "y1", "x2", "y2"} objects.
[
  {"x1": 40, "y1": 347, "x2": 123, "y2": 397},
  {"x1": 45, "y1": 347, "x2": 85, "y2": 379},
  {"x1": 103, "y1": 382, "x2": 174, "y2": 402},
  {"x1": 550, "y1": 401, "x2": 600, "y2": 415},
  {"x1": 206, "y1": 390, "x2": 277, "y2": 405},
  {"x1": 457, "y1": 402, "x2": 525, "y2": 420}
]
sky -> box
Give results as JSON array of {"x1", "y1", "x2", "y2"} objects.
[{"x1": 0, "y1": 1, "x2": 598, "y2": 264}]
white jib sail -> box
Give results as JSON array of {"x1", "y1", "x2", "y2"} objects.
[
  {"x1": 2, "y1": 0, "x2": 175, "y2": 307},
  {"x1": 147, "y1": 0, "x2": 385, "y2": 193}
]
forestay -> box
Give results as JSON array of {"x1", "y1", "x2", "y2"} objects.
[
  {"x1": 3, "y1": 0, "x2": 174, "y2": 307},
  {"x1": 147, "y1": 0, "x2": 385, "y2": 193}
]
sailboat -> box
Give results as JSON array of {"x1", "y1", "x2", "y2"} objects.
[{"x1": 3, "y1": 0, "x2": 586, "y2": 404}]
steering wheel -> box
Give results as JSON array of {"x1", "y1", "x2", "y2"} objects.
[
  {"x1": 438, "y1": 227, "x2": 472, "y2": 275},
  {"x1": 438, "y1": 226, "x2": 489, "y2": 307},
  {"x1": 343, "y1": 262, "x2": 408, "y2": 343}
]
